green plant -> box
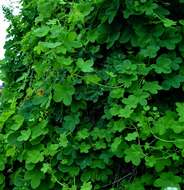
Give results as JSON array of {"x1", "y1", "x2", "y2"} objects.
[{"x1": 1, "y1": 0, "x2": 184, "y2": 189}]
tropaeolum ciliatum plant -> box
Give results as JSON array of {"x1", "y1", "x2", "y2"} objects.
[{"x1": 1, "y1": 0, "x2": 184, "y2": 189}]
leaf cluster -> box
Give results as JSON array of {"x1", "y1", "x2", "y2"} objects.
[{"x1": 1, "y1": 0, "x2": 184, "y2": 189}]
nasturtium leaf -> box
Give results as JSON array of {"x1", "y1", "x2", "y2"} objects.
[
  {"x1": 140, "y1": 45, "x2": 160, "y2": 58},
  {"x1": 162, "y1": 18, "x2": 177, "y2": 28},
  {"x1": 0, "y1": 108, "x2": 16, "y2": 127},
  {"x1": 115, "y1": 59, "x2": 137, "y2": 74},
  {"x1": 41, "y1": 163, "x2": 51, "y2": 174},
  {"x1": 124, "y1": 144, "x2": 144, "y2": 166},
  {"x1": 37, "y1": 0, "x2": 54, "y2": 19},
  {"x1": 31, "y1": 120, "x2": 48, "y2": 140},
  {"x1": 53, "y1": 83, "x2": 75, "y2": 105},
  {"x1": 159, "y1": 28, "x2": 182, "y2": 50},
  {"x1": 80, "y1": 142, "x2": 91, "y2": 153},
  {"x1": 6, "y1": 146, "x2": 16, "y2": 157},
  {"x1": 81, "y1": 181, "x2": 92, "y2": 190},
  {"x1": 110, "y1": 119, "x2": 126, "y2": 133},
  {"x1": 118, "y1": 106, "x2": 134, "y2": 118},
  {"x1": 153, "y1": 111, "x2": 176, "y2": 135},
  {"x1": 33, "y1": 26, "x2": 50, "y2": 37},
  {"x1": 79, "y1": 157, "x2": 92, "y2": 170},
  {"x1": 145, "y1": 156, "x2": 157, "y2": 167},
  {"x1": 143, "y1": 81, "x2": 162, "y2": 94},
  {"x1": 11, "y1": 114, "x2": 24, "y2": 131},
  {"x1": 59, "y1": 134, "x2": 68, "y2": 147},
  {"x1": 124, "y1": 180, "x2": 145, "y2": 190},
  {"x1": 154, "y1": 172, "x2": 181, "y2": 189},
  {"x1": 94, "y1": 140, "x2": 106, "y2": 150},
  {"x1": 44, "y1": 144, "x2": 59, "y2": 156},
  {"x1": 39, "y1": 41, "x2": 62, "y2": 49},
  {"x1": 176, "y1": 102, "x2": 184, "y2": 122},
  {"x1": 57, "y1": 56, "x2": 73, "y2": 66},
  {"x1": 162, "y1": 75, "x2": 184, "y2": 90},
  {"x1": 153, "y1": 55, "x2": 172, "y2": 74},
  {"x1": 110, "y1": 88, "x2": 124, "y2": 99},
  {"x1": 76, "y1": 129, "x2": 89, "y2": 140},
  {"x1": 17, "y1": 128, "x2": 31, "y2": 141},
  {"x1": 25, "y1": 170, "x2": 44, "y2": 189},
  {"x1": 84, "y1": 74, "x2": 101, "y2": 84},
  {"x1": 111, "y1": 137, "x2": 122, "y2": 152},
  {"x1": 63, "y1": 113, "x2": 80, "y2": 132},
  {"x1": 26, "y1": 150, "x2": 44, "y2": 164},
  {"x1": 125, "y1": 132, "x2": 138, "y2": 141},
  {"x1": 76, "y1": 58, "x2": 94, "y2": 72},
  {"x1": 122, "y1": 95, "x2": 139, "y2": 108}
]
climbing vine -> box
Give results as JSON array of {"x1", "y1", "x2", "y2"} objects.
[{"x1": 1, "y1": 0, "x2": 184, "y2": 189}]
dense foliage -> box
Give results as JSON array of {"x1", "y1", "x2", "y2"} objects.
[{"x1": 1, "y1": 0, "x2": 184, "y2": 189}]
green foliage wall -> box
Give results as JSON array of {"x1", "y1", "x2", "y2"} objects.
[{"x1": 1, "y1": 0, "x2": 184, "y2": 189}]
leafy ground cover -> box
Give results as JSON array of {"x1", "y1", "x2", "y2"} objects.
[{"x1": 1, "y1": 0, "x2": 184, "y2": 189}]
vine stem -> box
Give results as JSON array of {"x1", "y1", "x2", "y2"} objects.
[
  {"x1": 102, "y1": 173, "x2": 132, "y2": 188},
  {"x1": 72, "y1": 73, "x2": 125, "y2": 89},
  {"x1": 148, "y1": 122, "x2": 184, "y2": 143}
]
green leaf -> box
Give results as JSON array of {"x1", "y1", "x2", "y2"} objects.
[
  {"x1": 115, "y1": 59, "x2": 137, "y2": 74},
  {"x1": 84, "y1": 74, "x2": 101, "y2": 84},
  {"x1": 111, "y1": 137, "x2": 122, "y2": 152},
  {"x1": 11, "y1": 114, "x2": 24, "y2": 130},
  {"x1": 25, "y1": 170, "x2": 44, "y2": 189},
  {"x1": 44, "y1": 144, "x2": 59, "y2": 156},
  {"x1": 162, "y1": 75, "x2": 184, "y2": 90},
  {"x1": 110, "y1": 88, "x2": 124, "y2": 99},
  {"x1": 80, "y1": 142, "x2": 91, "y2": 153},
  {"x1": 57, "y1": 56, "x2": 73, "y2": 66},
  {"x1": 59, "y1": 134, "x2": 68, "y2": 147},
  {"x1": 124, "y1": 180, "x2": 145, "y2": 190},
  {"x1": 153, "y1": 111, "x2": 183, "y2": 135},
  {"x1": 153, "y1": 55, "x2": 172, "y2": 74},
  {"x1": 76, "y1": 129, "x2": 89, "y2": 140},
  {"x1": 111, "y1": 119, "x2": 126, "y2": 132},
  {"x1": 162, "y1": 18, "x2": 177, "y2": 27},
  {"x1": 31, "y1": 120, "x2": 48, "y2": 140},
  {"x1": 81, "y1": 182, "x2": 92, "y2": 190},
  {"x1": 63, "y1": 113, "x2": 80, "y2": 132},
  {"x1": 122, "y1": 95, "x2": 139, "y2": 108},
  {"x1": 33, "y1": 26, "x2": 50, "y2": 37},
  {"x1": 76, "y1": 58, "x2": 94, "y2": 72},
  {"x1": 143, "y1": 81, "x2": 162, "y2": 94},
  {"x1": 94, "y1": 140, "x2": 106, "y2": 150},
  {"x1": 154, "y1": 172, "x2": 181, "y2": 189},
  {"x1": 26, "y1": 150, "x2": 44, "y2": 164},
  {"x1": 140, "y1": 45, "x2": 160, "y2": 58},
  {"x1": 41, "y1": 163, "x2": 51, "y2": 174},
  {"x1": 0, "y1": 99, "x2": 16, "y2": 127},
  {"x1": 125, "y1": 132, "x2": 138, "y2": 141},
  {"x1": 39, "y1": 41, "x2": 62, "y2": 49},
  {"x1": 176, "y1": 102, "x2": 184, "y2": 122},
  {"x1": 53, "y1": 83, "x2": 75, "y2": 105},
  {"x1": 124, "y1": 144, "x2": 144, "y2": 166},
  {"x1": 145, "y1": 156, "x2": 157, "y2": 167},
  {"x1": 17, "y1": 128, "x2": 31, "y2": 141}
]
